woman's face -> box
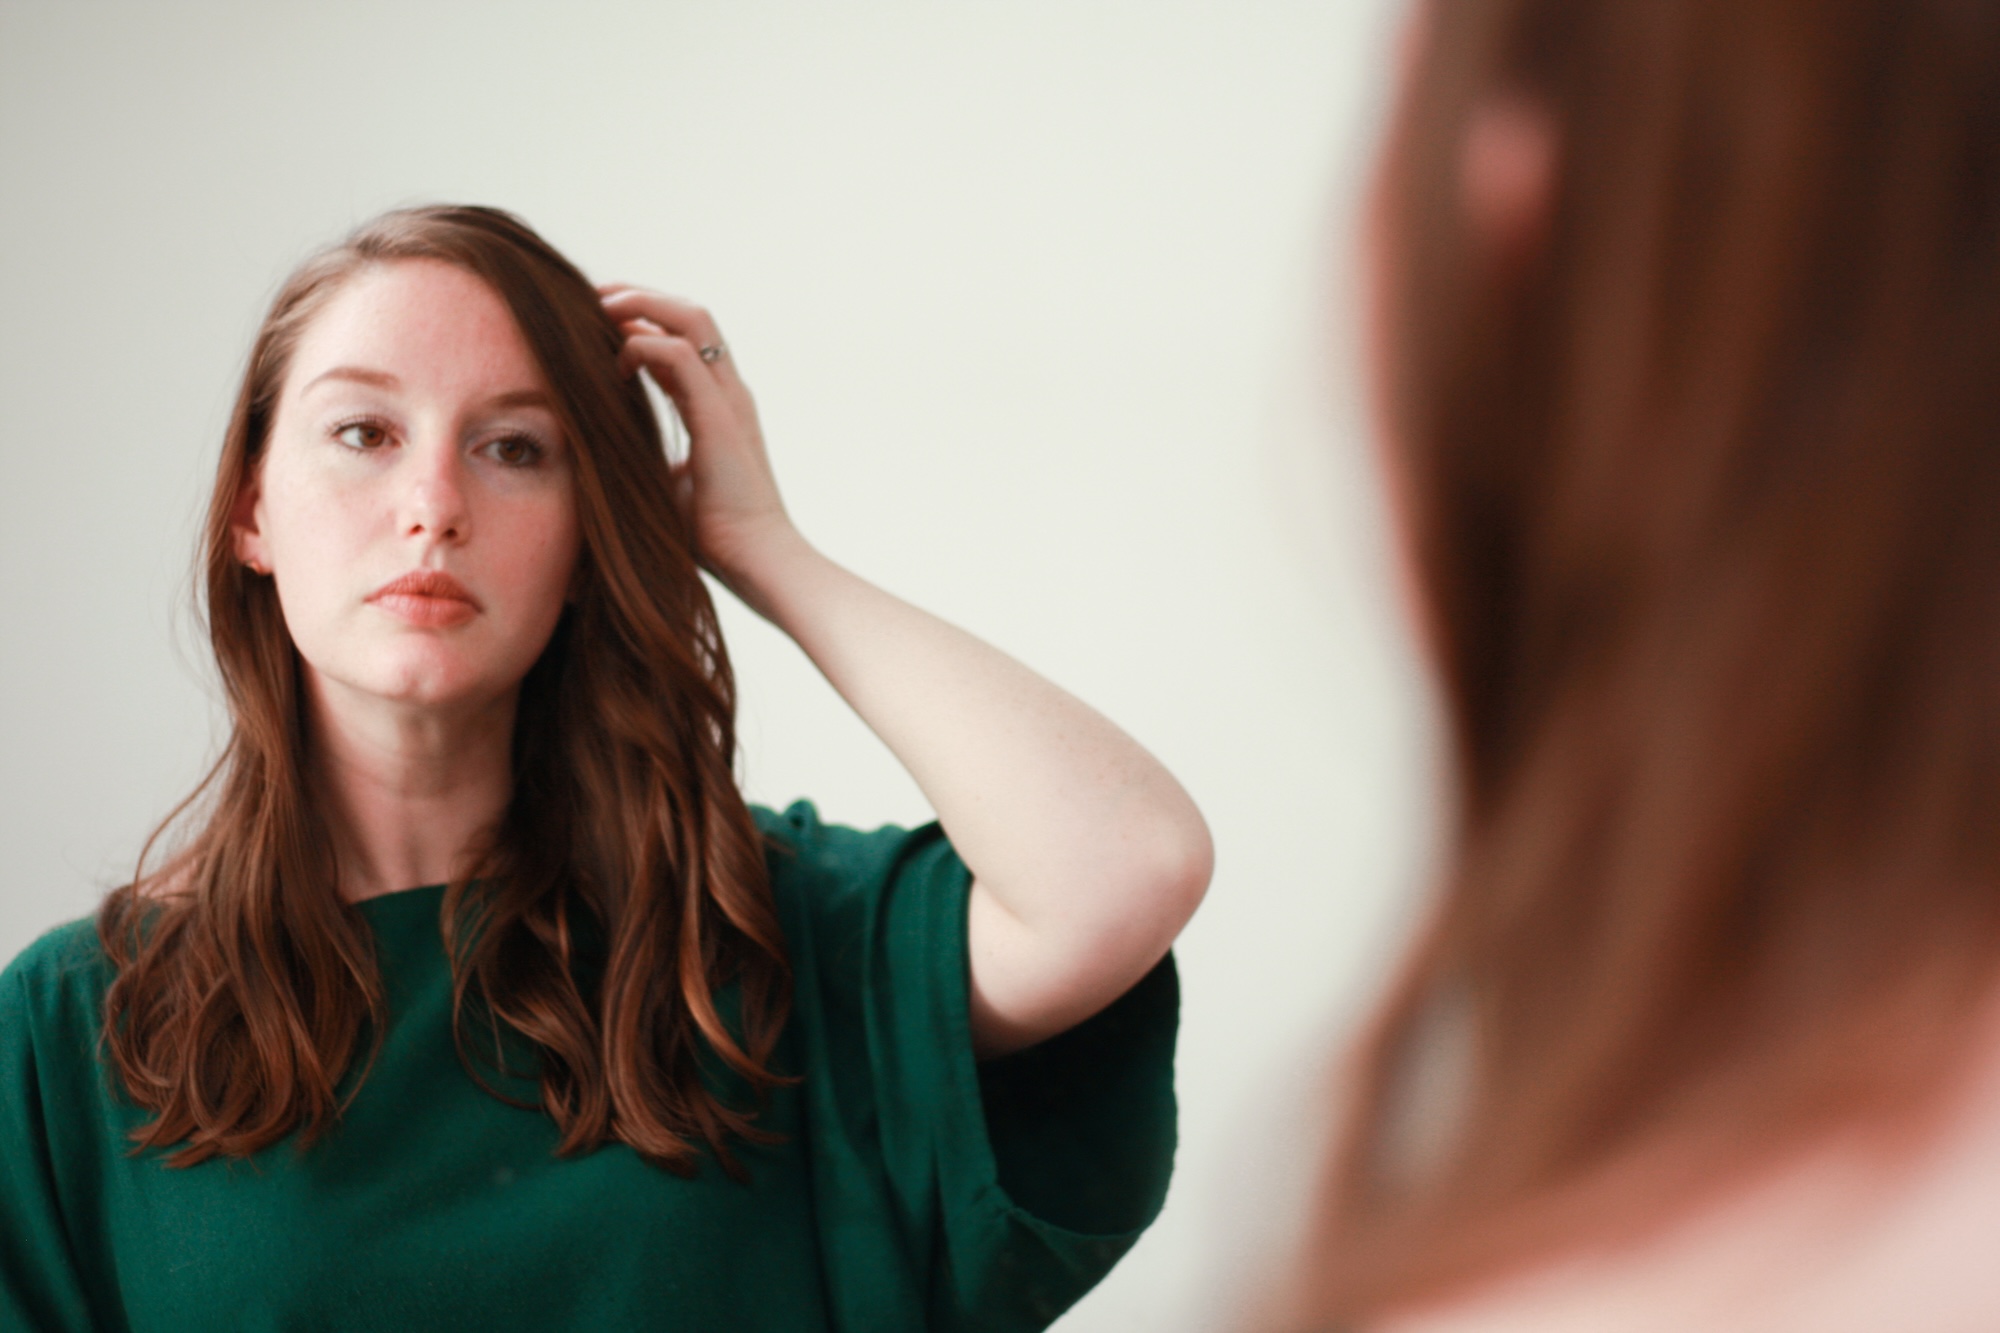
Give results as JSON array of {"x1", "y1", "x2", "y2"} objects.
[{"x1": 235, "y1": 259, "x2": 582, "y2": 717}]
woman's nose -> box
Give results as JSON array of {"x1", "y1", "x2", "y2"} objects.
[{"x1": 399, "y1": 437, "x2": 469, "y2": 543}]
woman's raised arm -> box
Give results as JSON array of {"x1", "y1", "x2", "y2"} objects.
[{"x1": 602, "y1": 286, "x2": 1213, "y2": 1059}]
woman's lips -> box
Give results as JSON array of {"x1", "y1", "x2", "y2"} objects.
[{"x1": 366, "y1": 570, "x2": 480, "y2": 628}]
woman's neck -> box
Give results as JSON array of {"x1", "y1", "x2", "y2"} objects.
[{"x1": 304, "y1": 668, "x2": 519, "y2": 903}]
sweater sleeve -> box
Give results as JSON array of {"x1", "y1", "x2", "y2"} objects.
[
  {"x1": 0, "y1": 933, "x2": 102, "y2": 1333},
  {"x1": 757, "y1": 801, "x2": 1178, "y2": 1333}
]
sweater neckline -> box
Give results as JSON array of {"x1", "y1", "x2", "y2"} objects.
[{"x1": 351, "y1": 882, "x2": 447, "y2": 917}]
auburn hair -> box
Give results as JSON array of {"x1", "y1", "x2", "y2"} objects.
[
  {"x1": 1294, "y1": 0, "x2": 2000, "y2": 1320},
  {"x1": 98, "y1": 205, "x2": 789, "y2": 1178}
]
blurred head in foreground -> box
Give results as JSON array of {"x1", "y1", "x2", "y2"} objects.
[{"x1": 1296, "y1": 0, "x2": 2000, "y2": 1320}]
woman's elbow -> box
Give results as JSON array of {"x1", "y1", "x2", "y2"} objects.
[
  {"x1": 1162, "y1": 811, "x2": 1215, "y2": 927},
  {"x1": 1114, "y1": 799, "x2": 1214, "y2": 949}
]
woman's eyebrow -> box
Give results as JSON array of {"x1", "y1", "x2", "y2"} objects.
[
  {"x1": 301, "y1": 365, "x2": 399, "y2": 395},
  {"x1": 485, "y1": 389, "x2": 554, "y2": 411}
]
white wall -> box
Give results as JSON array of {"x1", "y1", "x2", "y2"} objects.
[{"x1": 0, "y1": 2, "x2": 1435, "y2": 1325}]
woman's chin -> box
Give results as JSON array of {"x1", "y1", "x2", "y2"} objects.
[{"x1": 307, "y1": 648, "x2": 524, "y2": 720}]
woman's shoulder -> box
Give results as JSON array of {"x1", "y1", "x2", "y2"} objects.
[
  {"x1": 750, "y1": 799, "x2": 966, "y2": 991},
  {"x1": 751, "y1": 799, "x2": 959, "y2": 909},
  {"x1": 0, "y1": 912, "x2": 112, "y2": 1052},
  {"x1": 752, "y1": 798, "x2": 944, "y2": 860},
  {"x1": 3, "y1": 913, "x2": 108, "y2": 990}
]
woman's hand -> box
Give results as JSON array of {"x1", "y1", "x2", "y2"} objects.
[
  {"x1": 598, "y1": 286, "x2": 800, "y2": 602},
  {"x1": 602, "y1": 284, "x2": 1211, "y2": 1059}
]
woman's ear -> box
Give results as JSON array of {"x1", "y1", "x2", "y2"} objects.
[
  {"x1": 231, "y1": 459, "x2": 272, "y2": 576},
  {"x1": 1460, "y1": 94, "x2": 1558, "y2": 268}
]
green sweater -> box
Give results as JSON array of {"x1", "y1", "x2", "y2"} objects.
[{"x1": 0, "y1": 802, "x2": 1177, "y2": 1332}]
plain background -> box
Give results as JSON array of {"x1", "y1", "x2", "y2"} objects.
[{"x1": 0, "y1": 2, "x2": 1435, "y2": 1325}]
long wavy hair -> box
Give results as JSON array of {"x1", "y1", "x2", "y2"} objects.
[
  {"x1": 98, "y1": 205, "x2": 789, "y2": 1178},
  {"x1": 1293, "y1": 0, "x2": 2000, "y2": 1320}
]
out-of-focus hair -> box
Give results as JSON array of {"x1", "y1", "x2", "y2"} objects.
[
  {"x1": 98, "y1": 205, "x2": 789, "y2": 1179},
  {"x1": 1297, "y1": 0, "x2": 2000, "y2": 1318}
]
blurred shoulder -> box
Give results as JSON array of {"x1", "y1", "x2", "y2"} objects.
[{"x1": 1376, "y1": 995, "x2": 2000, "y2": 1333}]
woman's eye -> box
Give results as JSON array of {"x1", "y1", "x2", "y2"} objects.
[
  {"x1": 484, "y1": 435, "x2": 546, "y2": 467},
  {"x1": 334, "y1": 421, "x2": 389, "y2": 451}
]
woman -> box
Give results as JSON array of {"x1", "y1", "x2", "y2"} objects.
[
  {"x1": 0, "y1": 206, "x2": 1211, "y2": 1331},
  {"x1": 1280, "y1": 1, "x2": 2000, "y2": 1329}
]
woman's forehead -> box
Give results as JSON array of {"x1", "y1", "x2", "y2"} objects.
[{"x1": 284, "y1": 259, "x2": 550, "y2": 405}]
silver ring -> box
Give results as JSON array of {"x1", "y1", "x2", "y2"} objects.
[{"x1": 699, "y1": 342, "x2": 726, "y2": 364}]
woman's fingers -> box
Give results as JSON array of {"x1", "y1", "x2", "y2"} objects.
[
  {"x1": 617, "y1": 329, "x2": 740, "y2": 440},
  {"x1": 597, "y1": 284, "x2": 792, "y2": 586},
  {"x1": 602, "y1": 287, "x2": 717, "y2": 343},
  {"x1": 599, "y1": 286, "x2": 750, "y2": 400},
  {"x1": 616, "y1": 315, "x2": 667, "y2": 345}
]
